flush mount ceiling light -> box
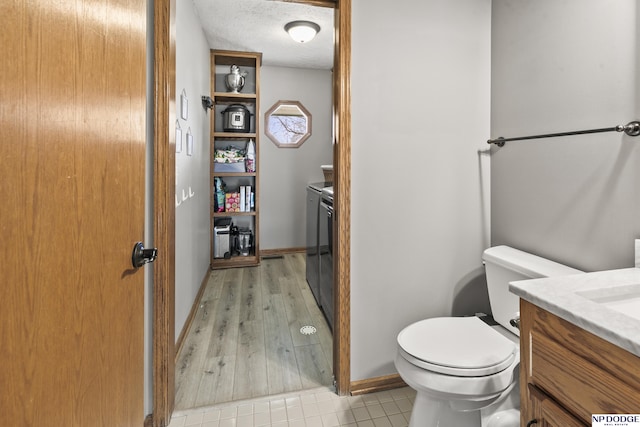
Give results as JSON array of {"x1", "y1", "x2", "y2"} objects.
[{"x1": 284, "y1": 20, "x2": 320, "y2": 43}]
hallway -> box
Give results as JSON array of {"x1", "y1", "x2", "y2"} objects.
[{"x1": 175, "y1": 253, "x2": 333, "y2": 409}]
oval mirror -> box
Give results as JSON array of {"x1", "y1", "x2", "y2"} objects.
[{"x1": 264, "y1": 100, "x2": 312, "y2": 148}]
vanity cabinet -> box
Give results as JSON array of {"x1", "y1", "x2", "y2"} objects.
[
  {"x1": 520, "y1": 299, "x2": 640, "y2": 427},
  {"x1": 210, "y1": 50, "x2": 262, "y2": 269}
]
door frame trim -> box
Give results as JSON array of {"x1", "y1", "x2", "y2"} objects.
[
  {"x1": 152, "y1": 0, "x2": 176, "y2": 425},
  {"x1": 333, "y1": 0, "x2": 351, "y2": 396}
]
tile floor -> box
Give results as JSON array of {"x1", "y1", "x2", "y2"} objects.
[{"x1": 168, "y1": 386, "x2": 416, "y2": 427}]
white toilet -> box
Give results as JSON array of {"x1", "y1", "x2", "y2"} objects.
[{"x1": 395, "y1": 246, "x2": 582, "y2": 427}]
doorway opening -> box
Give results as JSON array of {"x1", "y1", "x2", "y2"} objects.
[{"x1": 152, "y1": 0, "x2": 351, "y2": 424}]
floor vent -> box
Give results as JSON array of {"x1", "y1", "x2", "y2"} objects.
[{"x1": 300, "y1": 325, "x2": 317, "y2": 335}]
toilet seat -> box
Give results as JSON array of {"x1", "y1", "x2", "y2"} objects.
[{"x1": 397, "y1": 317, "x2": 517, "y2": 377}]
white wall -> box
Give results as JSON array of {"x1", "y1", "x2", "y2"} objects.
[
  {"x1": 174, "y1": 0, "x2": 212, "y2": 340},
  {"x1": 260, "y1": 65, "x2": 333, "y2": 250},
  {"x1": 491, "y1": 0, "x2": 640, "y2": 272},
  {"x1": 350, "y1": 0, "x2": 492, "y2": 380}
]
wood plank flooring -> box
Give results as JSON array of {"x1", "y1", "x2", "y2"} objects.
[{"x1": 175, "y1": 253, "x2": 333, "y2": 410}]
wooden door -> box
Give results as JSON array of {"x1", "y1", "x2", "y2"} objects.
[{"x1": 0, "y1": 0, "x2": 147, "y2": 425}]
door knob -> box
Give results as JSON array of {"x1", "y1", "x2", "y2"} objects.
[{"x1": 132, "y1": 242, "x2": 158, "y2": 268}]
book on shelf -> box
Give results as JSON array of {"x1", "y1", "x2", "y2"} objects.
[
  {"x1": 245, "y1": 185, "x2": 251, "y2": 212},
  {"x1": 240, "y1": 186, "x2": 246, "y2": 212}
]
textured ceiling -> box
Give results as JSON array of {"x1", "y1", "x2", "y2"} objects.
[{"x1": 192, "y1": 0, "x2": 335, "y2": 70}]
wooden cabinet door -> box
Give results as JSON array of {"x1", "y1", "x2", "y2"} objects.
[
  {"x1": 0, "y1": 0, "x2": 147, "y2": 425},
  {"x1": 527, "y1": 385, "x2": 587, "y2": 427},
  {"x1": 539, "y1": 396, "x2": 587, "y2": 427}
]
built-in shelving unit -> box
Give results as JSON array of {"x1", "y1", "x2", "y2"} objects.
[{"x1": 210, "y1": 50, "x2": 262, "y2": 269}]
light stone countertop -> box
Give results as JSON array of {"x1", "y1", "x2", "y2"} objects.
[{"x1": 509, "y1": 267, "x2": 640, "y2": 358}]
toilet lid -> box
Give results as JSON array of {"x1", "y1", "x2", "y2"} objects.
[{"x1": 397, "y1": 317, "x2": 517, "y2": 376}]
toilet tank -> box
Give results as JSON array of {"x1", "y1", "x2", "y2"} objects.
[{"x1": 482, "y1": 246, "x2": 582, "y2": 337}]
